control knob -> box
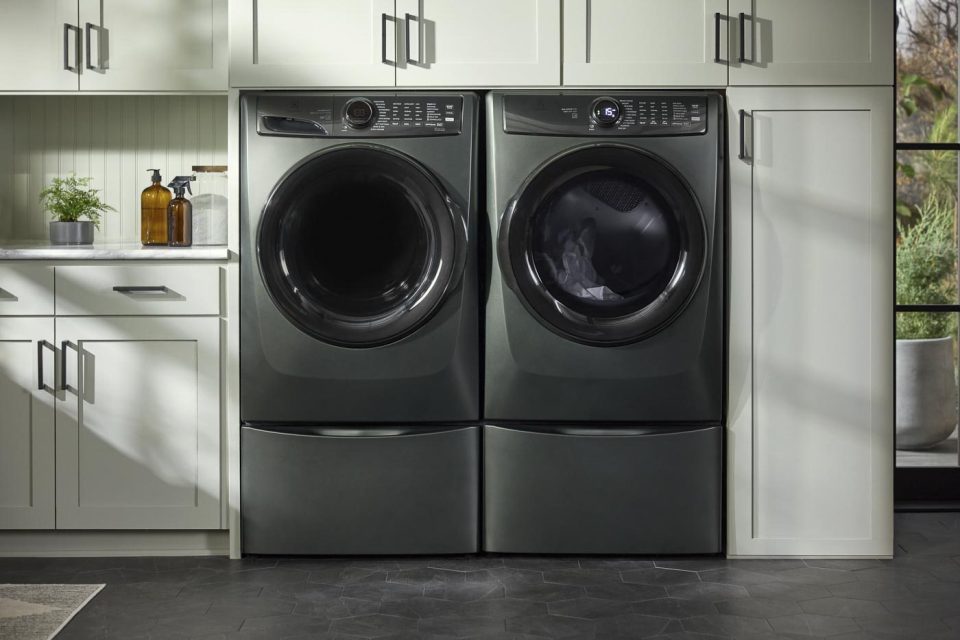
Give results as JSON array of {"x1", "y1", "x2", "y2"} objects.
[
  {"x1": 344, "y1": 98, "x2": 377, "y2": 129},
  {"x1": 591, "y1": 97, "x2": 623, "y2": 128}
]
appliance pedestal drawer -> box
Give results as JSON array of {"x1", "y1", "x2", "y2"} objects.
[
  {"x1": 241, "y1": 425, "x2": 479, "y2": 555},
  {"x1": 483, "y1": 424, "x2": 722, "y2": 554}
]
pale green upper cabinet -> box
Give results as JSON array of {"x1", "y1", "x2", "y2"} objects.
[
  {"x1": 728, "y1": 0, "x2": 894, "y2": 86},
  {"x1": 562, "y1": 0, "x2": 728, "y2": 87},
  {"x1": 0, "y1": 0, "x2": 228, "y2": 92},
  {"x1": 562, "y1": 0, "x2": 893, "y2": 87},
  {"x1": 229, "y1": 0, "x2": 398, "y2": 88},
  {"x1": 230, "y1": 0, "x2": 560, "y2": 88},
  {"x1": 395, "y1": 0, "x2": 560, "y2": 87},
  {"x1": 0, "y1": 0, "x2": 79, "y2": 91}
]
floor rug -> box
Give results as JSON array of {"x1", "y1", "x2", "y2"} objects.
[{"x1": 0, "y1": 584, "x2": 104, "y2": 640}]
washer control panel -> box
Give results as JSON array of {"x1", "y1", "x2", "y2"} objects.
[
  {"x1": 257, "y1": 94, "x2": 463, "y2": 137},
  {"x1": 503, "y1": 93, "x2": 708, "y2": 136}
]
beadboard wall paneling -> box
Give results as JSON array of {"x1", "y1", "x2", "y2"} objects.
[{"x1": 0, "y1": 96, "x2": 227, "y2": 244}]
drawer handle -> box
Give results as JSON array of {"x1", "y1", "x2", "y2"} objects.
[{"x1": 113, "y1": 285, "x2": 169, "y2": 294}]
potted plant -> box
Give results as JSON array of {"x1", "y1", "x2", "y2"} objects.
[
  {"x1": 39, "y1": 174, "x2": 114, "y2": 245},
  {"x1": 896, "y1": 196, "x2": 958, "y2": 449}
]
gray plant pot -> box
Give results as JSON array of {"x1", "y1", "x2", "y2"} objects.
[
  {"x1": 49, "y1": 221, "x2": 94, "y2": 245},
  {"x1": 896, "y1": 336, "x2": 958, "y2": 450}
]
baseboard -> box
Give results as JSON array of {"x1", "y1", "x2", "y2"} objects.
[{"x1": 0, "y1": 530, "x2": 229, "y2": 557}]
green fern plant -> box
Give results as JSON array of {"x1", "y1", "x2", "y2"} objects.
[{"x1": 39, "y1": 174, "x2": 114, "y2": 229}]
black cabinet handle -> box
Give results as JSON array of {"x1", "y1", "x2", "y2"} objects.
[
  {"x1": 714, "y1": 13, "x2": 722, "y2": 63},
  {"x1": 738, "y1": 12, "x2": 747, "y2": 63},
  {"x1": 38, "y1": 340, "x2": 56, "y2": 391},
  {"x1": 405, "y1": 12, "x2": 421, "y2": 65},
  {"x1": 63, "y1": 23, "x2": 81, "y2": 72},
  {"x1": 112, "y1": 285, "x2": 168, "y2": 294},
  {"x1": 738, "y1": 109, "x2": 750, "y2": 161},
  {"x1": 85, "y1": 22, "x2": 106, "y2": 72},
  {"x1": 60, "y1": 340, "x2": 78, "y2": 392},
  {"x1": 381, "y1": 13, "x2": 389, "y2": 64}
]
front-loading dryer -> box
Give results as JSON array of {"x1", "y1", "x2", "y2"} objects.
[
  {"x1": 483, "y1": 91, "x2": 725, "y2": 554},
  {"x1": 239, "y1": 92, "x2": 479, "y2": 555}
]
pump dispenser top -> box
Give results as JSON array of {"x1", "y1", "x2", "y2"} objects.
[
  {"x1": 167, "y1": 176, "x2": 196, "y2": 247},
  {"x1": 148, "y1": 168, "x2": 162, "y2": 183}
]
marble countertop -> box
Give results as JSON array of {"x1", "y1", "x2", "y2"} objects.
[{"x1": 0, "y1": 243, "x2": 232, "y2": 260}]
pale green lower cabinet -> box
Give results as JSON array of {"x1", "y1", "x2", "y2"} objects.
[
  {"x1": 0, "y1": 313, "x2": 221, "y2": 531},
  {"x1": 0, "y1": 318, "x2": 56, "y2": 529},
  {"x1": 727, "y1": 87, "x2": 893, "y2": 557},
  {"x1": 56, "y1": 317, "x2": 221, "y2": 530}
]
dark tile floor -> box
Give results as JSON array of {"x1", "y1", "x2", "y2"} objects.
[{"x1": 4, "y1": 513, "x2": 960, "y2": 639}]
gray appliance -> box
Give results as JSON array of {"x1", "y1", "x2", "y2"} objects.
[
  {"x1": 483, "y1": 91, "x2": 725, "y2": 554},
  {"x1": 240, "y1": 92, "x2": 480, "y2": 554}
]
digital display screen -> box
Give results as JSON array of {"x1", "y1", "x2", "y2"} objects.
[
  {"x1": 348, "y1": 103, "x2": 371, "y2": 119},
  {"x1": 593, "y1": 99, "x2": 621, "y2": 125}
]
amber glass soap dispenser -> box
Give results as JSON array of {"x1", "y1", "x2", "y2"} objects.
[
  {"x1": 167, "y1": 176, "x2": 197, "y2": 247},
  {"x1": 141, "y1": 169, "x2": 172, "y2": 245}
]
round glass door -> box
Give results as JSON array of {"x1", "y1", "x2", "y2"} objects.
[
  {"x1": 258, "y1": 145, "x2": 465, "y2": 347},
  {"x1": 499, "y1": 144, "x2": 707, "y2": 346}
]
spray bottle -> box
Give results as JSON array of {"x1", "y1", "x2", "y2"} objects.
[{"x1": 167, "y1": 175, "x2": 196, "y2": 247}]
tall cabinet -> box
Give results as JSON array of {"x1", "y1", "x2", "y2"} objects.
[{"x1": 727, "y1": 87, "x2": 894, "y2": 556}]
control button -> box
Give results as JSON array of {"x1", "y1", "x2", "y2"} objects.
[
  {"x1": 591, "y1": 97, "x2": 623, "y2": 127},
  {"x1": 344, "y1": 98, "x2": 377, "y2": 129}
]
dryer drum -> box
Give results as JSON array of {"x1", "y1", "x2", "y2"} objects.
[
  {"x1": 499, "y1": 144, "x2": 707, "y2": 346},
  {"x1": 257, "y1": 144, "x2": 466, "y2": 348}
]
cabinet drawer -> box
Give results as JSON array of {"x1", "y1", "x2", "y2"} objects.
[
  {"x1": 0, "y1": 265, "x2": 55, "y2": 316},
  {"x1": 55, "y1": 265, "x2": 220, "y2": 316}
]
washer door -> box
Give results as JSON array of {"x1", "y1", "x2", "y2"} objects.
[
  {"x1": 499, "y1": 144, "x2": 707, "y2": 346},
  {"x1": 258, "y1": 144, "x2": 466, "y2": 347}
]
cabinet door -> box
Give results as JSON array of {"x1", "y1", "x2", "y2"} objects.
[
  {"x1": 77, "y1": 0, "x2": 227, "y2": 91},
  {"x1": 562, "y1": 0, "x2": 727, "y2": 87},
  {"x1": 0, "y1": 318, "x2": 56, "y2": 529},
  {"x1": 729, "y1": 0, "x2": 893, "y2": 85},
  {"x1": 0, "y1": 0, "x2": 79, "y2": 91},
  {"x1": 230, "y1": 0, "x2": 397, "y2": 88},
  {"x1": 727, "y1": 87, "x2": 893, "y2": 556},
  {"x1": 55, "y1": 316, "x2": 220, "y2": 529},
  {"x1": 395, "y1": 0, "x2": 559, "y2": 87}
]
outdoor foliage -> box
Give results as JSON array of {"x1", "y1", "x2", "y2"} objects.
[
  {"x1": 896, "y1": 0, "x2": 959, "y2": 339},
  {"x1": 897, "y1": 196, "x2": 957, "y2": 338},
  {"x1": 38, "y1": 174, "x2": 114, "y2": 229}
]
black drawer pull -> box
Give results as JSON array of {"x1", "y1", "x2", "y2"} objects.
[{"x1": 113, "y1": 285, "x2": 169, "y2": 294}]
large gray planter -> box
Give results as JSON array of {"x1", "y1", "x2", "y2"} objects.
[
  {"x1": 896, "y1": 336, "x2": 957, "y2": 450},
  {"x1": 49, "y1": 221, "x2": 93, "y2": 245}
]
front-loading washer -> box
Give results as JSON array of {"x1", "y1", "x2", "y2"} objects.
[
  {"x1": 239, "y1": 92, "x2": 479, "y2": 554},
  {"x1": 483, "y1": 91, "x2": 725, "y2": 554}
]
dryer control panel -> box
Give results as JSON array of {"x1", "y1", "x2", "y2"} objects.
[
  {"x1": 257, "y1": 94, "x2": 463, "y2": 137},
  {"x1": 503, "y1": 93, "x2": 709, "y2": 137}
]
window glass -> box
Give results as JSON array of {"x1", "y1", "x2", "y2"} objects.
[{"x1": 897, "y1": 0, "x2": 958, "y2": 143}]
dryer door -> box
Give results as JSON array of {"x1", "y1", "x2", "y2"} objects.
[
  {"x1": 258, "y1": 145, "x2": 466, "y2": 347},
  {"x1": 499, "y1": 144, "x2": 707, "y2": 346}
]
